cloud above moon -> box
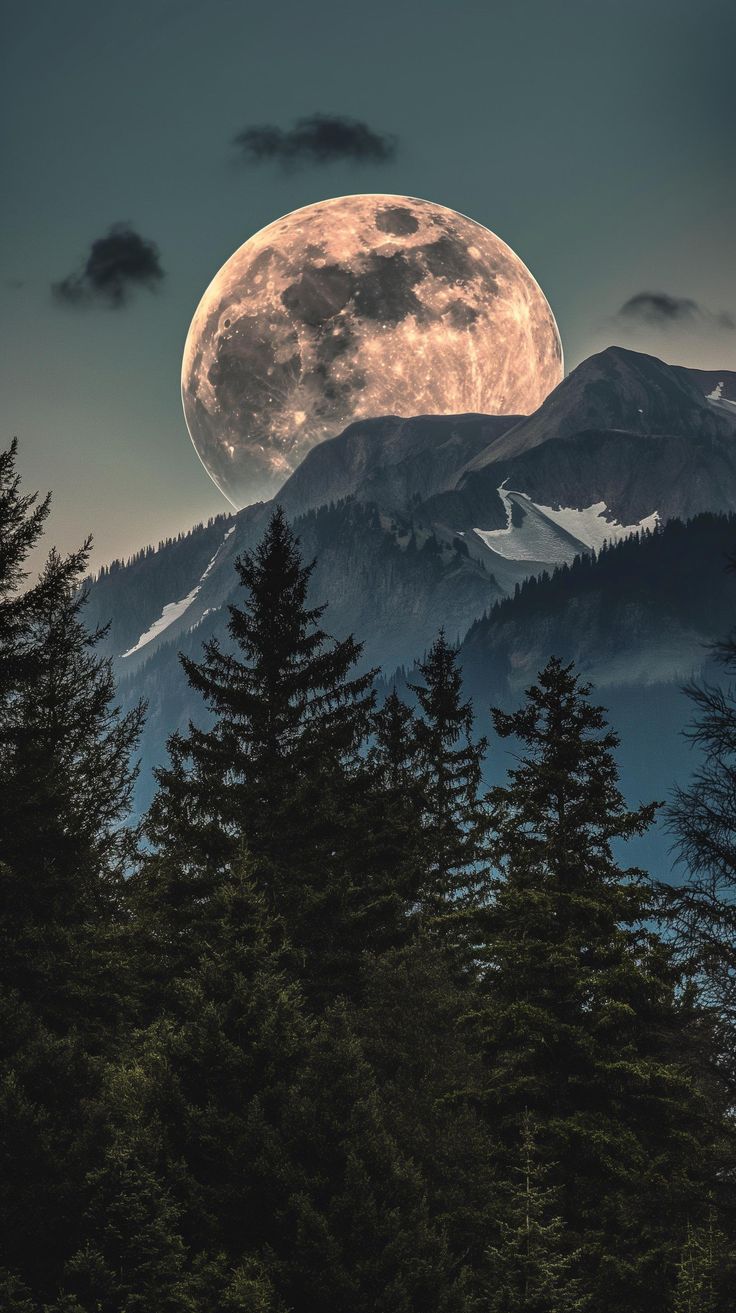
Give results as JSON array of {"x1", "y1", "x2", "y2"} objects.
[
  {"x1": 182, "y1": 194, "x2": 563, "y2": 509},
  {"x1": 616, "y1": 291, "x2": 734, "y2": 331},
  {"x1": 233, "y1": 114, "x2": 398, "y2": 168},
  {"x1": 53, "y1": 224, "x2": 165, "y2": 308}
]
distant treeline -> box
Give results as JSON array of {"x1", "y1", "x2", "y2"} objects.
[
  {"x1": 93, "y1": 513, "x2": 234, "y2": 578},
  {"x1": 83, "y1": 512, "x2": 233, "y2": 657},
  {"x1": 1, "y1": 440, "x2": 735, "y2": 1312}
]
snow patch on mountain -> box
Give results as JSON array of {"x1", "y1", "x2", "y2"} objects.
[
  {"x1": 473, "y1": 483, "x2": 658, "y2": 563},
  {"x1": 536, "y1": 500, "x2": 659, "y2": 552},
  {"x1": 189, "y1": 606, "x2": 216, "y2": 633},
  {"x1": 121, "y1": 525, "x2": 235, "y2": 658},
  {"x1": 707, "y1": 382, "x2": 736, "y2": 417}
]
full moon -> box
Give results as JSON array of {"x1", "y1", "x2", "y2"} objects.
[{"x1": 182, "y1": 194, "x2": 563, "y2": 508}]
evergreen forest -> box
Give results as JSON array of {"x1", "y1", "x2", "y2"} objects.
[{"x1": 2, "y1": 439, "x2": 735, "y2": 1312}]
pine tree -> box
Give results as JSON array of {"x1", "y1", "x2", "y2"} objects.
[
  {"x1": 120, "y1": 858, "x2": 465, "y2": 1312},
  {"x1": 667, "y1": 636, "x2": 736, "y2": 1044},
  {"x1": 357, "y1": 934, "x2": 497, "y2": 1294},
  {"x1": 485, "y1": 1112, "x2": 586, "y2": 1313},
  {"x1": 0, "y1": 438, "x2": 50, "y2": 706},
  {"x1": 479, "y1": 657, "x2": 721, "y2": 1312},
  {"x1": 0, "y1": 1270, "x2": 38, "y2": 1313},
  {"x1": 0, "y1": 457, "x2": 143, "y2": 1299},
  {"x1": 142, "y1": 507, "x2": 390, "y2": 1000},
  {"x1": 0, "y1": 542, "x2": 143, "y2": 1038},
  {"x1": 673, "y1": 1212, "x2": 725, "y2": 1313},
  {"x1": 282, "y1": 1000, "x2": 469, "y2": 1313},
  {"x1": 409, "y1": 631, "x2": 490, "y2": 920},
  {"x1": 57, "y1": 1148, "x2": 196, "y2": 1313},
  {"x1": 364, "y1": 689, "x2": 426, "y2": 918}
]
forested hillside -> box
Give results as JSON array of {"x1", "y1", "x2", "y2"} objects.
[{"x1": 2, "y1": 442, "x2": 735, "y2": 1311}]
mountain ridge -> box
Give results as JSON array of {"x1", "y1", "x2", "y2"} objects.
[{"x1": 80, "y1": 344, "x2": 736, "y2": 854}]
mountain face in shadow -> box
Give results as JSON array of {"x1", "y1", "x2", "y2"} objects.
[
  {"x1": 276, "y1": 412, "x2": 521, "y2": 519},
  {"x1": 83, "y1": 346, "x2": 736, "y2": 845},
  {"x1": 470, "y1": 346, "x2": 735, "y2": 466},
  {"x1": 421, "y1": 347, "x2": 736, "y2": 546}
]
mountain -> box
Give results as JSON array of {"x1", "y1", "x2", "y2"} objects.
[
  {"x1": 418, "y1": 348, "x2": 736, "y2": 568},
  {"x1": 459, "y1": 512, "x2": 736, "y2": 700},
  {"x1": 82, "y1": 345, "x2": 736, "y2": 847},
  {"x1": 276, "y1": 412, "x2": 520, "y2": 518},
  {"x1": 441, "y1": 513, "x2": 736, "y2": 876},
  {"x1": 681, "y1": 366, "x2": 736, "y2": 408},
  {"x1": 94, "y1": 499, "x2": 500, "y2": 813},
  {"x1": 468, "y1": 346, "x2": 735, "y2": 466},
  {"x1": 87, "y1": 500, "x2": 499, "y2": 684},
  {"x1": 88, "y1": 346, "x2": 736, "y2": 673}
]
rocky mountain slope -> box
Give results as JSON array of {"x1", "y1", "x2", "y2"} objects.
[
  {"x1": 82, "y1": 345, "x2": 736, "y2": 850},
  {"x1": 276, "y1": 412, "x2": 520, "y2": 518},
  {"x1": 419, "y1": 348, "x2": 736, "y2": 564},
  {"x1": 425, "y1": 513, "x2": 736, "y2": 876}
]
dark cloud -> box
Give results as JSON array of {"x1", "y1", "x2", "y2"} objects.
[
  {"x1": 617, "y1": 291, "x2": 734, "y2": 331},
  {"x1": 233, "y1": 113, "x2": 397, "y2": 168},
  {"x1": 53, "y1": 224, "x2": 164, "y2": 308}
]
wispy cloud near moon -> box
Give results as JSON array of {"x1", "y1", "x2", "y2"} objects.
[
  {"x1": 232, "y1": 114, "x2": 398, "y2": 168},
  {"x1": 616, "y1": 291, "x2": 734, "y2": 331}
]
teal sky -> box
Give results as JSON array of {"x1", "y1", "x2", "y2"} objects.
[{"x1": 2, "y1": 0, "x2": 734, "y2": 570}]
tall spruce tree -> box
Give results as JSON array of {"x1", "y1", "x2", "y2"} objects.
[
  {"x1": 0, "y1": 542, "x2": 143, "y2": 1037},
  {"x1": 0, "y1": 438, "x2": 50, "y2": 706},
  {"x1": 0, "y1": 452, "x2": 143, "y2": 1300},
  {"x1": 479, "y1": 657, "x2": 723, "y2": 1313},
  {"x1": 142, "y1": 507, "x2": 389, "y2": 998},
  {"x1": 409, "y1": 631, "x2": 490, "y2": 920}
]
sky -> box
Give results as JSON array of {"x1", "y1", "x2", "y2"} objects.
[{"x1": 2, "y1": 0, "x2": 735, "y2": 571}]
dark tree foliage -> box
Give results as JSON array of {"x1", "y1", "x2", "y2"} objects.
[
  {"x1": 142, "y1": 506, "x2": 390, "y2": 1000},
  {"x1": 0, "y1": 438, "x2": 50, "y2": 702},
  {"x1": 408, "y1": 631, "x2": 490, "y2": 920},
  {"x1": 2, "y1": 450, "x2": 735, "y2": 1311},
  {"x1": 281, "y1": 1001, "x2": 467, "y2": 1313},
  {"x1": 484, "y1": 1112, "x2": 586, "y2": 1313},
  {"x1": 52, "y1": 863, "x2": 303, "y2": 1312},
  {"x1": 667, "y1": 632, "x2": 736, "y2": 1042},
  {"x1": 70, "y1": 862, "x2": 465, "y2": 1312},
  {"x1": 0, "y1": 542, "x2": 143, "y2": 1036},
  {"x1": 0, "y1": 449, "x2": 143, "y2": 1301},
  {"x1": 357, "y1": 936, "x2": 496, "y2": 1291},
  {"x1": 672, "y1": 1210, "x2": 730, "y2": 1313},
  {"x1": 365, "y1": 689, "x2": 427, "y2": 916},
  {"x1": 478, "y1": 658, "x2": 726, "y2": 1313}
]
